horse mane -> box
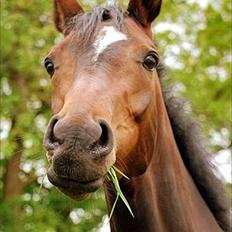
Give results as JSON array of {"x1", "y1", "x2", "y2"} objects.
[
  {"x1": 69, "y1": 5, "x2": 230, "y2": 231},
  {"x1": 159, "y1": 65, "x2": 230, "y2": 231}
]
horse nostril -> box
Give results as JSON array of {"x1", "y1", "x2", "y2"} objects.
[
  {"x1": 44, "y1": 117, "x2": 63, "y2": 150},
  {"x1": 98, "y1": 122, "x2": 109, "y2": 147},
  {"x1": 90, "y1": 120, "x2": 113, "y2": 157}
]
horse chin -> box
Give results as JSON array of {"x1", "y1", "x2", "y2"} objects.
[{"x1": 47, "y1": 167, "x2": 104, "y2": 200}]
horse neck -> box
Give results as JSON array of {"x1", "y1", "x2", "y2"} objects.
[{"x1": 104, "y1": 80, "x2": 222, "y2": 232}]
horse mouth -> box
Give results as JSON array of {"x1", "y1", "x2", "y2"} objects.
[{"x1": 47, "y1": 168, "x2": 103, "y2": 198}]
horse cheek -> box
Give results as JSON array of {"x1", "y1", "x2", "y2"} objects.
[{"x1": 129, "y1": 91, "x2": 152, "y2": 117}]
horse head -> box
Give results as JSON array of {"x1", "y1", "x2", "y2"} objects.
[{"x1": 44, "y1": 0, "x2": 162, "y2": 200}]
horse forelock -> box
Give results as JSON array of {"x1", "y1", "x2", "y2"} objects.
[{"x1": 67, "y1": 5, "x2": 125, "y2": 46}]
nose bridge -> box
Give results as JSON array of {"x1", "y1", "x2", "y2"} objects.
[
  {"x1": 59, "y1": 74, "x2": 113, "y2": 121},
  {"x1": 45, "y1": 72, "x2": 116, "y2": 180}
]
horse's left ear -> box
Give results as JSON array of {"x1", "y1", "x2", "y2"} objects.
[
  {"x1": 127, "y1": 0, "x2": 162, "y2": 27},
  {"x1": 53, "y1": 0, "x2": 84, "y2": 35}
]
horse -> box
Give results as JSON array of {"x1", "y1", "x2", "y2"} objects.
[{"x1": 43, "y1": 0, "x2": 230, "y2": 231}]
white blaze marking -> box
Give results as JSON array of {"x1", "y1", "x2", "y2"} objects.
[{"x1": 93, "y1": 26, "x2": 127, "y2": 61}]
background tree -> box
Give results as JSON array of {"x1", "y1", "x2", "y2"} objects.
[{"x1": 0, "y1": 0, "x2": 231, "y2": 231}]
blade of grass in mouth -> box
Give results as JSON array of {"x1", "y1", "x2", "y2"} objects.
[{"x1": 107, "y1": 166, "x2": 134, "y2": 219}]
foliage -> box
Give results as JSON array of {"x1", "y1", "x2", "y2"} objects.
[
  {"x1": 0, "y1": 187, "x2": 106, "y2": 232},
  {"x1": 0, "y1": 0, "x2": 231, "y2": 231}
]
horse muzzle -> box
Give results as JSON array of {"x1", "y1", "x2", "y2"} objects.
[{"x1": 44, "y1": 116, "x2": 115, "y2": 199}]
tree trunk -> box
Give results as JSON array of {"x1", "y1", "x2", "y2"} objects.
[
  {"x1": 3, "y1": 137, "x2": 24, "y2": 199},
  {"x1": 3, "y1": 76, "x2": 27, "y2": 200}
]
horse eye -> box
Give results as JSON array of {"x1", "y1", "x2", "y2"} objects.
[
  {"x1": 44, "y1": 58, "x2": 55, "y2": 76},
  {"x1": 143, "y1": 53, "x2": 159, "y2": 71}
]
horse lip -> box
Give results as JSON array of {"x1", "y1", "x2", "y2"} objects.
[
  {"x1": 90, "y1": 144, "x2": 112, "y2": 158},
  {"x1": 47, "y1": 168, "x2": 103, "y2": 193}
]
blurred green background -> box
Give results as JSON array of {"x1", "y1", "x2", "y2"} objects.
[{"x1": 0, "y1": 0, "x2": 231, "y2": 231}]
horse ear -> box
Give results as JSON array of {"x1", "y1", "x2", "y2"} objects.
[
  {"x1": 53, "y1": 0, "x2": 83, "y2": 34},
  {"x1": 127, "y1": 0, "x2": 162, "y2": 27}
]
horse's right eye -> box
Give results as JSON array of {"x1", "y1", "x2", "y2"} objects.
[{"x1": 44, "y1": 58, "x2": 55, "y2": 76}]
